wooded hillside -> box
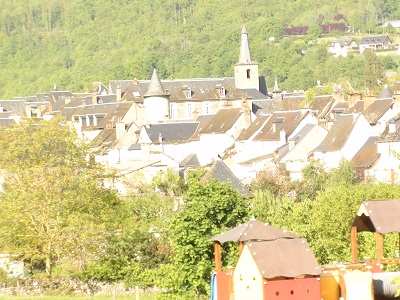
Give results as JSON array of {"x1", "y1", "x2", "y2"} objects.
[{"x1": 1, "y1": 0, "x2": 400, "y2": 98}]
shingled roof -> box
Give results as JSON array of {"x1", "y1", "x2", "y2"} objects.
[
  {"x1": 209, "y1": 219, "x2": 298, "y2": 243},
  {"x1": 377, "y1": 85, "x2": 393, "y2": 99},
  {"x1": 352, "y1": 200, "x2": 400, "y2": 234},
  {"x1": 351, "y1": 136, "x2": 380, "y2": 168},
  {"x1": 246, "y1": 239, "x2": 321, "y2": 279}
]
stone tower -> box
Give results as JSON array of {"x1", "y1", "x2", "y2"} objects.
[
  {"x1": 143, "y1": 68, "x2": 170, "y2": 123},
  {"x1": 234, "y1": 26, "x2": 259, "y2": 91}
]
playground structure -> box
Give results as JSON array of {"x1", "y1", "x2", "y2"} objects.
[{"x1": 210, "y1": 200, "x2": 400, "y2": 300}]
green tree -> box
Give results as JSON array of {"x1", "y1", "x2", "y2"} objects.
[
  {"x1": 0, "y1": 117, "x2": 119, "y2": 277},
  {"x1": 160, "y1": 175, "x2": 249, "y2": 294},
  {"x1": 363, "y1": 50, "x2": 383, "y2": 91}
]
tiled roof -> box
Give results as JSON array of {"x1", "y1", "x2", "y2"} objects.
[
  {"x1": 237, "y1": 115, "x2": 270, "y2": 141},
  {"x1": 91, "y1": 128, "x2": 116, "y2": 149},
  {"x1": 0, "y1": 118, "x2": 17, "y2": 127},
  {"x1": 0, "y1": 100, "x2": 27, "y2": 117},
  {"x1": 200, "y1": 108, "x2": 242, "y2": 134},
  {"x1": 331, "y1": 38, "x2": 357, "y2": 47},
  {"x1": 144, "y1": 68, "x2": 169, "y2": 97},
  {"x1": 252, "y1": 99, "x2": 282, "y2": 116},
  {"x1": 362, "y1": 99, "x2": 393, "y2": 124},
  {"x1": 143, "y1": 122, "x2": 199, "y2": 143},
  {"x1": 190, "y1": 114, "x2": 215, "y2": 140},
  {"x1": 351, "y1": 136, "x2": 380, "y2": 168},
  {"x1": 253, "y1": 110, "x2": 310, "y2": 142},
  {"x1": 313, "y1": 114, "x2": 358, "y2": 152},
  {"x1": 179, "y1": 153, "x2": 200, "y2": 167},
  {"x1": 200, "y1": 159, "x2": 253, "y2": 197}
]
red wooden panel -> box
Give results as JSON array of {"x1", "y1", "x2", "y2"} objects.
[
  {"x1": 263, "y1": 277, "x2": 321, "y2": 300},
  {"x1": 216, "y1": 270, "x2": 233, "y2": 300}
]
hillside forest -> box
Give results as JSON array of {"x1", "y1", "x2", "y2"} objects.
[{"x1": 1, "y1": 0, "x2": 400, "y2": 99}]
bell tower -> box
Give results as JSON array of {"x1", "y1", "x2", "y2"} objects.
[{"x1": 234, "y1": 26, "x2": 259, "y2": 91}]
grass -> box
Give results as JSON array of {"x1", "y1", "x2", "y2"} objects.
[{"x1": 0, "y1": 296, "x2": 156, "y2": 300}]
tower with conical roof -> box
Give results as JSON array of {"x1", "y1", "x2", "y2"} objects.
[
  {"x1": 234, "y1": 26, "x2": 259, "y2": 91},
  {"x1": 143, "y1": 68, "x2": 170, "y2": 123}
]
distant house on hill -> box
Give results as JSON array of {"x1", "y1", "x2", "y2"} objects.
[
  {"x1": 328, "y1": 38, "x2": 358, "y2": 57},
  {"x1": 359, "y1": 35, "x2": 393, "y2": 53}
]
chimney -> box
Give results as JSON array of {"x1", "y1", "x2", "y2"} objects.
[
  {"x1": 133, "y1": 78, "x2": 138, "y2": 85},
  {"x1": 116, "y1": 121, "x2": 126, "y2": 141},
  {"x1": 364, "y1": 93, "x2": 375, "y2": 110},
  {"x1": 279, "y1": 129, "x2": 286, "y2": 146},
  {"x1": 348, "y1": 92, "x2": 361, "y2": 108},
  {"x1": 92, "y1": 94, "x2": 98, "y2": 105},
  {"x1": 241, "y1": 100, "x2": 251, "y2": 128},
  {"x1": 0, "y1": 106, "x2": 3, "y2": 113},
  {"x1": 193, "y1": 110, "x2": 199, "y2": 121},
  {"x1": 116, "y1": 85, "x2": 122, "y2": 102},
  {"x1": 48, "y1": 102, "x2": 53, "y2": 113},
  {"x1": 389, "y1": 121, "x2": 396, "y2": 133},
  {"x1": 25, "y1": 104, "x2": 32, "y2": 118}
]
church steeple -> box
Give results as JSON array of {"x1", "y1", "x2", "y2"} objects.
[
  {"x1": 238, "y1": 25, "x2": 253, "y2": 64},
  {"x1": 234, "y1": 26, "x2": 259, "y2": 91}
]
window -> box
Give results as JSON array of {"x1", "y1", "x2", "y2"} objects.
[
  {"x1": 219, "y1": 86, "x2": 226, "y2": 97},
  {"x1": 170, "y1": 103, "x2": 177, "y2": 119},
  {"x1": 185, "y1": 87, "x2": 192, "y2": 98},
  {"x1": 202, "y1": 102, "x2": 211, "y2": 115},
  {"x1": 186, "y1": 103, "x2": 193, "y2": 118},
  {"x1": 247, "y1": 69, "x2": 251, "y2": 78}
]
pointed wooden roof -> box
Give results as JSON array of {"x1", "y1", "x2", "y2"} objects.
[
  {"x1": 352, "y1": 200, "x2": 400, "y2": 234},
  {"x1": 209, "y1": 219, "x2": 298, "y2": 243}
]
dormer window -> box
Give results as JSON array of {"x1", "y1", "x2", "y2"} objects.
[
  {"x1": 185, "y1": 87, "x2": 192, "y2": 98},
  {"x1": 219, "y1": 86, "x2": 226, "y2": 97}
]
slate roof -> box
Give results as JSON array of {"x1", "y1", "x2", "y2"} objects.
[
  {"x1": 352, "y1": 200, "x2": 400, "y2": 234},
  {"x1": 210, "y1": 219, "x2": 298, "y2": 243},
  {"x1": 0, "y1": 118, "x2": 17, "y2": 127},
  {"x1": 252, "y1": 99, "x2": 281, "y2": 116},
  {"x1": 200, "y1": 108, "x2": 242, "y2": 134},
  {"x1": 144, "y1": 68, "x2": 169, "y2": 97},
  {"x1": 237, "y1": 115, "x2": 270, "y2": 141},
  {"x1": 377, "y1": 120, "x2": 400, "y2": 143},
  {"x1": 360, "y1": 35, "x2": 392, "y2": 45},
  {"x1": 121, "y1": 77, "x2": 264, "y2": 103},
  {"x1": 0, "y1": 100, "x2": 27, "y2": 117},
  {"x1": 246, "y1": 239, "x2": 321, "y2": 279},
  {"x1": 190, "y1": 114, "x2": 215, "y2": 140},
  {"x1": 200, "y1": 159, "x2": 253, "y2": 197},
  {"x1": 237, "y1": 25, "x2": 253, "y2": 64},
  {"x1": 346, "y1": 100, "x2": 364, "y2": 113},
  {"x1": 179, "y1": 153, "x2": 200, "y2": 167},
  {"x1": 309, "y1": 95, "x2": 334, "y2": 118},
  {"x1": 377, "y1": 85, "x2": 393, "y2": 99},
  {"x1": 331, "y1": 38, "x2": 358, "y2": 47},
  {"x1": 281, "y1": 95, "x2": 305, "y2": 111},
  {"x1": 142, "y1": 122, "x2": 199, "y2": 143},
  {"x1": 362, "y1": 99, "x2": 393, "y2": 124},
  {"x1": 253, "y1": 110, "x2": 310, "y2": 142},
  {"x1": 351, "y1": 136, "x2": 380, "y2": 168},
  {"x1": 91, "y1": 128, "x2": 116, "y2": 149},
  {"x1": 65, "y1": 102, "x2": 134, "y2": 130},
  {"x1": 313, "y1": 114, "x2": 358, "y2": 152}
]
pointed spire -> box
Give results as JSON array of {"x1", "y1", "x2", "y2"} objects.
[
  {"x1": 273, "y1": 76, "x2": 280, "y2": 93},
  {"x1": 144, "y1": 68, "x2": 168, "y2": 97},
  {"x1": 238, "y1": 25, "x2": 253, "y2": 64}
]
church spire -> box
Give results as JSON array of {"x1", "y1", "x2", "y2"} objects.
[
  {"x1": 238, "y1": 25, "x2": 253, "y2": 64},
  {"x1": 144, "y1": 68, "x2": 168, "y2": 97}
]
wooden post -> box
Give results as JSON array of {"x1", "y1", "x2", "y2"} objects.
[
  {"x1": 376, "y1": 232, "x2": 384, "y2": 263},
  {"x1": 351, "y1": 226, "x2": 358, "y2": 263},
  {"x1": 238, "y1": 241, "x2": 244, "y2": 256},
  {"x1": 214, "y1": 242, "x2": 222, "y2": 271}
]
